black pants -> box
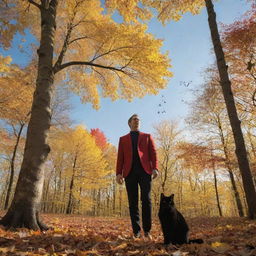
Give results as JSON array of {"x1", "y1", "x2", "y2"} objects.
[{"x1": 125, "y1": 168, "x2": 152, "y2": 235}]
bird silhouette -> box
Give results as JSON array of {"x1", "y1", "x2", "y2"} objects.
[{"x1": 157, "y1": 95, "x2": 167, "y2": 114}]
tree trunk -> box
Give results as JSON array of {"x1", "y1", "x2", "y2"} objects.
[
  {"x1": 177, "y1": 171, "x2": 183, "y2": 211},
  {"x1": 119, "y1": 187, "x2": 123, "y2": 217},
  {"x1": 205, "y1": 0, "x2": 256, "y2": 219},
  {"x1": 161, "y1": 154, "x2": 169, "y2": 193},
  {"x1": 66, "y1": 173, "x2": 74, "y2": 214},
  {"x1": 247, "y1": 131, "x2": 256, "y2": 183},
  {"x1": 97, "y1": 189, "x2": 101, "y2": 216},
  {"x1": 0, "y1": 1, "x2": 58, "y2": 230},
  {"x1": 217, "y1": 116, "x2": 244, "y2": 216},
  {"x1": 112, "y1": 178, "x2": 116, "y2": 214},
  {"x1": 106, "y1": 189, "x2": 110, "y2": 216},
  {"x1": 213, "y1": 169, "x2": 222, "y2": 216},
  {"x1": 66, "y1": 155, "x2": 77, "y2": 214},
  {"x1": 41, "y1": 175, "x2": 51, "y2": 213},
  {"x1": 0, "y1": 172, "x2": 10, "y2": 209},
  {"x1": 62, "y1": 177, "x2": 67, "y2": 213},
  {"x1": 56, "y1": 165, "x2": 63, "y2": 213},
  {"x1": 227, "y1": 169, "x2": 244, "y2": 216},
  {"x1": 77, "y1": 187, "x2": 82, "y2": 214},
  {"x1": 4, "y1": 123, "x2": 25, "y2": 210},
  {"x1": 92, "y1": 189, "x2": 96, "y2": 216}
]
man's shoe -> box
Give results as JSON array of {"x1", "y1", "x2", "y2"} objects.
[
  {"x1": 144, "y1": 232, "x2": 152, "y2": 240},
  {"x1": 133, "y1": 232, "x2": 141, "y2": 239}
]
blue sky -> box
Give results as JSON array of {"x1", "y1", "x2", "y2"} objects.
[
  {"x1": 71, "y1": 0, "x2": 251, "y2": 146},
  {"x1": 1, "y1": 0, "x2": 251, "y2": 146}
]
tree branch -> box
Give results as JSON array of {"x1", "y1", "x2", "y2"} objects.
[
  {"x1": 69, "y1": 36, "x2": 90, "y2": 45},
  {"x1": 28, "y1": 0, "x2": 42, "y2": 9},
  {"x1": 49, "y1": 0, "x2": 58, "y2": 9},
  {"x1": 120, "y1": 51, "x2": 140, "y2": 70},
  {"x1": 55, "y1": 61, "x2": 127, "y2": 74},
  {"x1": 91, "y1": 46, "x2": 135, "y2": 62},
  {"x1": 113, "y1": 69, "x2": 125, "y2": 85},
  {"x1": 53, "y1": 0, "x2": 83, "y2": 72},
  {"x1": 92, "y1": 67, "x2": 106, "y2": 83},
  {"x1": 252, "y1": 89, "x2": 256, "y2": 107},
  {"x1": 53, "y1": 23, "x2": 73, "y2": 72}
]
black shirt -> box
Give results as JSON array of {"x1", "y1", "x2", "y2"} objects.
[{"x1": 130, "y1": 131, "x2": 144, "y2": 172}]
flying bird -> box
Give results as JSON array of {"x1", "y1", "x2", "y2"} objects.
[{"x1": 157, "y1": 95, "x2": 167, "y2": 114}]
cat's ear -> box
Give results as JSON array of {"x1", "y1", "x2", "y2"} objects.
[
  {"x1": 170, "y1": 194, "x2": 174, "y2": 199},
  {"x1": 160, "y1": 193, "x2": 164, "y2": 199}
]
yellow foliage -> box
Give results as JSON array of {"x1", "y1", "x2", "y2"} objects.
[
  {"x1": 2, "y1": 0, "x2": 172, "y2": 109},
  {"x1": 0, "y1": 56, "x2": 34, "y2": 122},
  {"x1": 106, "y1": 0, "x2": 206, "y2": 24},
  {"x1": 49, "y1": 126, "x2": 109, "y2": 195},
  {"x1": 56, "y1": 2, "x2": 172, "y2": 108},
  {"x1": 106, "y1": 0, "x2": 153, "y2": 23},
  {"x1": 0, "y1": 0, "x2": 33, "y2": 48},
  {"x1": 0, "y1": 55, "x2": 12, "y2": 73}
]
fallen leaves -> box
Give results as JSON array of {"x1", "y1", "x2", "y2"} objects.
[
  {"x1": 0, "y1": 214, "x2": 255, "y2": 256},
  {"x1": 211, "y1": 241, "x2": 232, "y2": 253}
]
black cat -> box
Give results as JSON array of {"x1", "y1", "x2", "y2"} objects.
[{"x1": 158, "y1": 193, "x2": 203, "y2": 245}]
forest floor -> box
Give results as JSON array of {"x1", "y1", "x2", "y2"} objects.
[{"x1": 0, "y1": 214, "x2": 256, "y2": 256}]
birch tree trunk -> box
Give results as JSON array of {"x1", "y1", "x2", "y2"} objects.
[
  {"x1": 0, "y1": 0, "x2": 58, "y2": 229},
  {"x1": 205, "y1": 0, "x2": 256, "y2": 219}
]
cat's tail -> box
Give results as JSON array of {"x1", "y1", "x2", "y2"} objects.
[{"x1": 189, "y1": 239, "x2": 204, "y2": 244}]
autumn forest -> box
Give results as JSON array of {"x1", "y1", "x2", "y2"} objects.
[{"x1": 0, "y1": 0, "x2": 256, "y2": 255}]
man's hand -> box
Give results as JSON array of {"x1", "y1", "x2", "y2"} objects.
[
  {"x1": 152, "y1": 169, "x2": 159, "y2": 179},
  {"x1": 116, "y1": 174, "x2": 124, "y2": 185}
]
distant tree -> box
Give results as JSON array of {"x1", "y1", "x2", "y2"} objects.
[
  {"x1": 221, "y1": 5, "x2": 256, "y2": 107},
  {"x1": 90, "y1": 128, "x2": 108, "y2": 151},
  {"x1": 153, "y1": 120, "x2": 181, "y2": 194},
  {"x1": 0, "y1": 58, "x2": 34, "y2": 210},
  {"x1": 188, "y1": 75, "x2": 245, "y2": 217},
  {"x1": 42, "y1": 126, "x2": 108, "y2": 214}
]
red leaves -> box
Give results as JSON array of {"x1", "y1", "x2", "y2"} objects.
[{"x1": 90, "y1": 128, "x2": 108, "y2": 151}]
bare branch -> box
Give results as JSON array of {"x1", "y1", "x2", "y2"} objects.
[
  {"x1": 69, "y1": 36, "x2": 90, "y2": 45},
  {"x1": 11, "y1": 124, "x2": 18, "y2": 137}
]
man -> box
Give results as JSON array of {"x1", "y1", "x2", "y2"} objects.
[{"x1": 116, "y1": 114, "x2": 159, "y2": 239}]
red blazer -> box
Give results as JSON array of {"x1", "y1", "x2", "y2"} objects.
[{"x1": 116, "y1": 132, "x2": 158, "y2": 178}]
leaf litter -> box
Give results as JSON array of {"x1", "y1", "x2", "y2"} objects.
[{"x1": 0, "y1": 214, "x2": 255, "y2": 256}]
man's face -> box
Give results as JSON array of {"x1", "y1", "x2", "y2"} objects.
[{"x1": 129, "y1": 116, "x2": 140, "y2": 130}]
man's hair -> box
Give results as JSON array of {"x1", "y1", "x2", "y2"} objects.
[{"x1": 128, "y1": 114, "x2": 138, "y2": 127}]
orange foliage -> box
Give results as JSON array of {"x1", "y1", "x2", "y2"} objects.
[
  {"x1": 221, "y1": 4, "x2": 256, "y2": 107},
  {"x1": 177, "y1": 142, "x2": 224, "y2": 171}
]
